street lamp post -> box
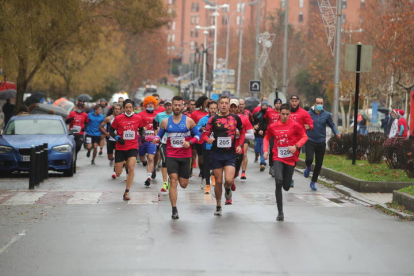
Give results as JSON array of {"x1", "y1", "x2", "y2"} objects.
[{"x1": 196, "y1": 25, "x2": 215, "y2": 96}]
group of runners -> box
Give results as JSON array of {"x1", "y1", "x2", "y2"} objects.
[{"x1": 65, "y1": 93, "x2": 341, "y2": 222}]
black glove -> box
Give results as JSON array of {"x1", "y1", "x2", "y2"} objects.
[
  {"x1": 118, "y1": 137, "x2": 125, "y2": 145},
  {"x1": 65, "y1": 117, "x2": 74, "y2": 124}
]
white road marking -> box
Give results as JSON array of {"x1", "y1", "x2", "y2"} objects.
[
  {"x1": 295, "y1": 194, "x2": 342, "y2": 207},
  {"x1": 3, "y1": 192, "x2": 46, "y2": 205},
  {"x1": 0, "y1": 234, "x2": 23, "y2": 255},
  {"x1": 67, "y1": 192, "x2": 102, "y2": 204},
  {"x1": 128, "y1": 192, "x2": 158, "y2": 204}
]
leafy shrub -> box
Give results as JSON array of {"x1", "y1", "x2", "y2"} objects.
[
  {"x1": 366, "y1": 132, "x2": 388, "y2": 164},
  {"x1": 328, "y1": 135, "x2": 345, "y2": 155},
  {"x1": 383, "y1": 137, "x2": 406, "y2": 169},
  {"x1": 342, "y1": 133, "x2": 368, "y2": 160},
  {"x1": 403, "y1": 139, "x2": 414, "y2": 178}
]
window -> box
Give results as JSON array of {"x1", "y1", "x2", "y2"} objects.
[
  {"x1": 222, "y1": 16, "x2": 228, "y2": 25},
  {"x1": 190, "y1": 41, "x2": 194, "y2": 50},
  {"x1": 167, "y1": 34, "x2": 171, "y2": 42},
  {"x1": 196, "y1": 16, "x2": 200, "y2": 24},
  {"x1": 195, "y1": 29, "x2": 199, "y2": 38},
  {"x1": 6, "y1": 119, "x2": 65, "y2": 135},
  {"x1": 167, "y1": 22, "x2": 171, "y2": 30},
  {"x1": 281, "y1": 0, "x2": 285, "y2": 8},
  {"x1": 342, "y1": 0, "x2": 347, "y2": 9},
  {"x1": 236, "y1": 16, "x2": 240, "y2": 25},
  {"x1": 210, "y1": 16, "x2": 215, "y2": 25},
  {"x1": 172, "y1": 21, "x2": 176, "y2": 30},
  {"x1": 191, "y1": 3, "x2": 195, "y2": 12},
  {"x1": 171, "y1": 34, "x2": 175, "y2": 42},
  {"x1": 299, "y1": 12, "x2": 303, "y2": 23},
  {"x1": 360, "y1": 0, "x2": 365, "y2": 8},
  {"x1": 195, "y1": 41, "x2": 198, "y2": 48},
  {"x1": 196, "y1": 3, "x2": 199, "y2": 12},
  {"x1": 299, "y1": 0, "x2": 304, "y2": 8},
  {"x1": 236, "y1": 3, "x2": 241, "y2": 12},
  {"x1": 342, "y1": 14, "x2": 346, "y2": 24},
  {"x1": 190, "y1": 29, "x2": 194, "y2": 38}
]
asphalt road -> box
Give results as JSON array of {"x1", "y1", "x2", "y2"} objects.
[{"x1": 1, "y1": 147, "x2": 414, "y2": 275}]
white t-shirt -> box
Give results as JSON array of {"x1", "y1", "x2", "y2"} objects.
[{"x1": 389, "y1": 119, "x2": 398, "y2": 138}]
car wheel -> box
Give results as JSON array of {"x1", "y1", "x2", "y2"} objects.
[{"x1": 63, "y1": 159, "x2": 74, "y2": 177}]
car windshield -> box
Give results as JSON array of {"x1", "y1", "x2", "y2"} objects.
[{"x1": 5, "y1": 119, "x2": 65, "y2": 135}]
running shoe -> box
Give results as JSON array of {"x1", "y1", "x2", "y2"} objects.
[
  {"x1": 225, "y1": 189, "x2": 232, "y2": 205},
  {"x1": 260, "y1": 164, "x2": 265, "y2": 171},
  {"x1": 136, "y1": 158, "x2": 141, "y2": 164},
  {"x1": 171, "y1": 209, "x2": 179, "y2": 219},
  {"x1": 310, "y1": 181, "x2": 317, "y2": 191},
  {"x1": 231, "y1": 182, "x2": 236, "y2": 192},
  {"x1": 99, "y1": 149, "x2": 103, "y2": 155},
  {"x1": 269, "y1": 166, "x2": 274, "y2": 176},
  {"x1": 200, "y1": 178, "x2": 206, "y2": 190},
  {"x1": 211, "y1": 175, "x2": 216, "y2": 186},
  {"x1": 204, "y1": 185, "x2": 211, "y2": 194},
  {"x1": 109, "y1": 159, "x2": 114, "y2": 168},
  {"x1": 304, "y1": 167, "x2": 311, "y2": 178},
  {"x1": 91, "y1": 160, "x2": 95, "y2": 165},
  {"x1": 111, "y1": 173, "x2": 116, "y2": 179},
  {"x1": 276, "y1": 212, "x2": 284, "y2": 221},
  {"x1": 144, "y1": 178, "x2": 151, "y2": 187},
  {"x1": 123, "y1": 191, "x2": 131, "y2": 201},
  {"x1": 240, "y1": 172, "x2": 246, "y2": 180},
  {"x1": 214, "y1": 206, "x2": 222, "y2": 216},
  {"x1": 161, "y1": 182, "x2": 168, "y2": 192},
  {"x1": 86, "y1": 150, "x2": 91, "y2": 158},
  {"x1": 142, "y1": 161, "x2": 147, "y2": 167},
  {"x1": 199, "y1": 171, "x2": 203, "y2": 177},
  {"x1": 254, "y1": 157, "x2": 258, "y2": 163},
  {"x1": 290, "y1": 180, "x2": 294, "y2": 188},
  {"x1": 151, "y1": 170, "x2": 156, "y2": 179}
]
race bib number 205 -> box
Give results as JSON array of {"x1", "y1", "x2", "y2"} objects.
[{"x1": 217, "y1": 137, "x2": 232, "y2": 148}]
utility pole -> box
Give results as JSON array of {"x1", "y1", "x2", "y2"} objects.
[
  {"x1": 333, "y1": 0, "x2": 343, "y2": 126},
  {"x1": 281, "y1": 0, "x2": 289, "y2": 95},
  {"x1": 253, "y1": 0, "x2": 261, "y2": 80},
  {"x1": 236, "y1": 3, "x2": 246, "y2": 98}
]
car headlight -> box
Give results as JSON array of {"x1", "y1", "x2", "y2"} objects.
[
  {"x1": 53, "y1": 145, "x2": 71, "y2": 153},
  {"x1": 0, "y1": 146, "x2": 13, "y2": 154}
]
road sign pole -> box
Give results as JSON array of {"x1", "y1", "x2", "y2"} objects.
[{"x1": 352, "y1": 43, "x2": 362, "y2": 165}]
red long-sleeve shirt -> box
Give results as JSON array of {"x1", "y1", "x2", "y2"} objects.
[
  {"x1": 289, "y1": 107, "x2": 314, "y2": 131},
  {"x1": 263, "y1": 120, "x2": 308, "y2": 166}
]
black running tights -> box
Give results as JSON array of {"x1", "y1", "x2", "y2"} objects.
[
  {"x1": 202, "y1": 148, "x2": 211, "y2": 185},
  {"x1": 273, "y1": 161, "x2": 295, "y2": 213}
]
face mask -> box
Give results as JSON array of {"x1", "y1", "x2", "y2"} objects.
[
  {"x1": 125, "y1": 112, "x2": 133, "y2": 117},
  {"x1": 316, "y1": 104, "x2": 323, "y2": 111},
  {"x1": 261, "y1": 108, "x2": 268, "y2": 113},
  {"x1": 146, "y1": 108, "x2": 154, "y2": 112},
  {"x1": 205, "y1": 108, "x2": 208, "y2": 112}
]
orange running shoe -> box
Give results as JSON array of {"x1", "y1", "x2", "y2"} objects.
[
  {"x1": 204, "y1": 185, "x2": 211, "y2": 194},
  {"x1": 240, "y1": 173, "x2": 246, "y2": 180}
]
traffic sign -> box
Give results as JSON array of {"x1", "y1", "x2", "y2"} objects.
[
  {"x1": 214, "y1": 83, "x2": 235, "y2": 89},
  {"x1": 345, "y1": 44, "x2": 373, "y2": 72},
  {"x1": 249, "y1": 80, "x2": 261, "y2": 93},
  {"x1": 213, "y1": 69, "x2": 235, "y2": 76},
  {"x1": 221, "y1": 91, "x2": 231, "y2": 97}
]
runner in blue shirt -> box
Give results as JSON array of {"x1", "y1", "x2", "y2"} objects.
[{"x1": 86, "y1": 105, "x2": 105, "y2": 165}]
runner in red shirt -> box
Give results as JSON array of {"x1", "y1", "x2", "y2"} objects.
[
  {"x1": 252, "y1": 96, "x2": 268, "y2": 114},
  {"x1": 110, "y1": 99, "x2": 144, "y2": 201},
  {"x1": 153, "y1": 93, "x2": 166, "y2": 113},
  {"x1": 288, "y1": 95, "x2": 313, "y2": 131},
  {"x1": 238, "y1": 99, "x2": 253, "y2": 180},
  {"x1": 265, "y1": 98, "x2": 282, "y2": 177},
  {"x1": 190, "y1": 96, "x2": 209, "y2": 187},
  {"x1": 65, "y1": 102, "x2": 89, "y2": 155},
  {"x1": 138, "y1": 95, "x2": 159, "y2": 187},
  {"x1": 230, "y1": 99, "x2": 254, "y2": 191},
  {"x1": 263, "y1": 103, "x2": 308, "y2": 221}
]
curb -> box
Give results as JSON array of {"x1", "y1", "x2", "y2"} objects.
[
  {"x1": 294, "y1": 167, "x2": 414, "y2": 221},
  {"x1": 296, "y1": 159, "x2": 413, "y2": 193},
  {"x1": 393, "y1": 191, "x2": 414, "y2": 213}
]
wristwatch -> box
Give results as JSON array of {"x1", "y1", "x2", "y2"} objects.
[
  {"x1": 189, "y1": 141, "x2": 193, "y2": 145},
  {"x1": 295, "y1": 144, "x2": 299, "y2": 149}
]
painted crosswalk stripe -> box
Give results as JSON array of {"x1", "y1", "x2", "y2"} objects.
[
  {"x1": 67, "y1": 192, "x2": 103, "y2": 204},
  {"x1": 295, "y1": 194, "x2": 341, "y2": 207},
  {"x1": 4, "y1": 192, "x2": 46, "y2": 205},
  {"x1": 128, "y1": 192, "x2": 158, "y2": 204}
]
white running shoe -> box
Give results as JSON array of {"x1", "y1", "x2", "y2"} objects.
[{"x1": 200, "y1": 178, "x2": 206, "y2": 190}]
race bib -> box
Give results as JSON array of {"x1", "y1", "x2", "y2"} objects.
[
  {"x1": 145, "y1": 130, "x2": 155, "y2": 136},
  {"x1": 162, "y1": 135, "x2": 168, "y2": 144},
  {"x1": 278, "y1": 147, "x2": 293, "y2": 158},
  {"x1": 171, "y1": 137, "x2": 184, "y2": 148},
  {"x1": 217, "y1": 137, "x2": 232, "y2": 148},
  {"x1": 123, "y1": 130, "x2": 136, "y2": 140},
  {"x1": 86, "y1": 137, "x2": 92, "y2": 144},
  {"x1": 72, "y1": 125, "x2": 81, "y2": 132}
]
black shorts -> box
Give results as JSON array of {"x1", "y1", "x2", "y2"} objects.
[
  {"x1": 115, "y1": 149, "x2": 138, "y2": 163},
  {"x1": 85, "y1": 135, "x2": 101, "y2": 145},
  {"x1": 244, "y1": 140, "x2": 250, "y2": 145},
  {"x1": 166, "y1": 157, "x2": 191, "y2": 179},
  {"x1": 160, "y1": 144, "x2": 167, "y2": 168},
  {"x1": 107, "y1": 140, "x2": 116, "y2": 155},
  {"x1": 209, "y1": 150, "x2": 236, "y2": 170}
]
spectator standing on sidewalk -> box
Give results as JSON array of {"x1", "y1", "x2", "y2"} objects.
[
  {"x1": 396, "y1": 109, "x2": 408, "y2": 138},
  {"x1": 303, "y1": 97, "x2": 340, "y2": 191}
]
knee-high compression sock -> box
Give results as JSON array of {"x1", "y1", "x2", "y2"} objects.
[{"x1": 199, "y1": 163, "x2": 204, "y2": 177}]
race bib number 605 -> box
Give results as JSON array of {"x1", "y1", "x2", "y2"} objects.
[{"x1": 217, "y1": 137, "x2": 232, "y2": 148}]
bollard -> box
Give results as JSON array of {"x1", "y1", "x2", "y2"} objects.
[
  {"x1": 39, "y1": 146, "x2": 44, "y2": 183},
  {"x1": 29, "y1": 146, "x2": 36, "y2": 189},
  {"x1": 35, "y1": 146, "x2": 41, "y2": 186},
  {"x1": 43, "y1": 143, "x2": 48, "y2": 180}
]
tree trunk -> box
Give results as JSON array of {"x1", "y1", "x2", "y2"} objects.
[
  {"x1": 347, "y1": 94, "x2": 353, "y2": 132},
  {"x1": 340, "y1": 100, "x2": 346, "y2": 133},
  {"x1": 15, "y1": 53, "x2": 28, "y2": 115}
]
